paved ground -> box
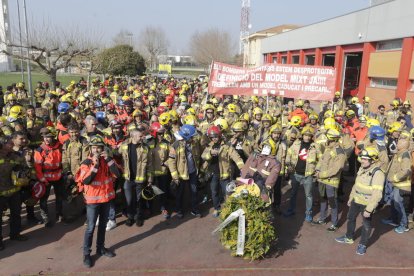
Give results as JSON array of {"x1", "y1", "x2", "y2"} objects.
[{"x1": 1, "y1": 177, "x2": 414, "y2": 276}]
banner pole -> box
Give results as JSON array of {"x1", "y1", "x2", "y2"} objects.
[{"x1": 266, "y1": 96, "x2": 269, "y2": 113}]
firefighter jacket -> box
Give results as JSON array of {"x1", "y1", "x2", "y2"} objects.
[
  {"x1": 349, "y1": 163, "x2": 384, "y2": 213},
  {"x1": 104, "y1": 133, "x2": 126, "y2": 168},
  {"x1": 262, "y1": 138, "x2": 287, "y2": 176},
  {"x1": 119, "y1": 139, "x2": 153, "y2": 184},
  {"x1": 201, "y1": 141, "x2": 244, "y2": 180},
  {"x1": 386, "y1": 109, "x2": 399, "y2": 127},
  {"x1": 387, "y1": 150, "x2": 412, "y2": 192},
  {"x1": 229, "y1": 134, "x2": 254, "y2": 162},
  {"x1": 340, "y1": 133, "x2": 355, "y2": 158},
  {"x1": 26, "y1": 116, "x2": 45, "y2": 148},
  {"x1": 240, "y1": 152, "x2": 281, "y2": 188},
  {"x1": 199, "y1": 119, "x2": 215, "y2": 147},
  {"x1": 56, "y1": 122, "x2": 70, "y2": 145},
  {"x1": 34, "y1": 142, "x2": 63, "y2": 183},
  {"x1": 0, "y1": 149, "x2": 25, "y2": 196},
  {"x1": 254, "y1": 126, "x2": 271, "y2": 148},
  {"x1": 151, "y1": 139, "x2": 171, "y2": 176},
  {"x1": 316, "y1": 142, "x2": 346, "y2": 188},
  {"x1": 62, "y1": 136, "x2": 87, "y2": 175},
  {"x1": 167, "y1": 139, "x2": 202, "y2": 181},
  {"x1": 286, "y1": 140, "x2": 317, "y2": 177},
  {"x1": 75, "y1": 155, "x2": 120, "y2": 204},
  {"x1": 357, "y1": 140, "x2": 389, "y2": 172}
]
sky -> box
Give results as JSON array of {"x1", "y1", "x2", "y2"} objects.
[{"x1": 7, "y1": 0, "x2": 370, "y2": 54}]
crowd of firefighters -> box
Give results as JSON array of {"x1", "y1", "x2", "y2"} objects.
[{"x1": 0, "y1": 76, "x2": 413, "y2": 266}]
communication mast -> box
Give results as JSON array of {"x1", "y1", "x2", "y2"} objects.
[{"x1": 240, "y1": 0, "x2": 251, "y2": 55}]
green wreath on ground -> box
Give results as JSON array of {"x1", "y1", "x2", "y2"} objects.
[{"x1": 218, "y1": 193, "x2": 276, "y2": 260}]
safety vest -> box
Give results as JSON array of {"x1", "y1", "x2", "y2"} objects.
[{"x1": 34, "y1": 142, "x2": 63, "y2": 182}]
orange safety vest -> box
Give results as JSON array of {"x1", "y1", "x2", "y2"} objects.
[
  {"x1": 76, "y1": 157, "x2": 115, "y2": 204},
  {"x1": 34, "y1": 142, "x2": 63, "y2": 182}
]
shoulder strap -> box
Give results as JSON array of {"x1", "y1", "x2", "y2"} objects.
[{"x1": 369, "y1": 167, "x2": 381, "y2": 186}]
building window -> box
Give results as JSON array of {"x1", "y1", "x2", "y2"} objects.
[
  {"x1": 281, "y1": 56, "x2": 287, "y2": 64},
  {"x1": 376, "y1": 39, "x2": 403, "y2": 51},
  {"x1": 292, "y1": 56, "x2": 299, "y2": 64},
  {"x1": 410, "y1": 81, "x2": 414, "y2": 91},
  {"x1": 370, "y1": 78, "x2": 397, "y2": 89},
  {"x1": 272, "y1": 57, "x2": 278, "y2": 63},
  {"x1": 305, "y1": 55, "x2": 315, "y2": 65}
]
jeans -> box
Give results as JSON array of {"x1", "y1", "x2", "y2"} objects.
[
  {"x1": 390, "y1": 188, "x2": 410, "y2": 227},
  {"x1": 156, "y1": 175, "x2": 171, "y2": 211},
  {"x1": 83, "y1": 202, "x2": 110, "y2": 255},
  {"x1": 346, "y1": 201, "x2": 372, "y2": 246},
  {"x1": 319, "y1": 183, "x2": 338, "y2": 225},
  {"x1": 0, "y1": 192, "x2": 22, "y2": 240},
  {"x1": 39, "y1": 179, "x2": 65, "y2": 220},
  {"x1": 123, "y1": 180, "x2": 144, "y2": 220},
  {"x1": 288, "y1": 173, "x2": 314, "y2": 214},
  {"x1": 210, "y1": 174, "x2": 229, "y2": 210},
  {"x1": 108, "y1": 177, "x2": 123, "y2": 221},
  {"x1": 176, "y1": 172, "x2": 198, "y2": 213}
]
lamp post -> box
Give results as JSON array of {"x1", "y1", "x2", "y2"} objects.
[{"x1": 22, "y1": 0, "x2": 33, "y2": 105}]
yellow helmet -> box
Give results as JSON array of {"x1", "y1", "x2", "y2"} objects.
[
  {"x1": 366, "y1": 118, "x2": 380, "y2": 128},
  {"x1": 388, "y1": 122, "x2": 402, "y2": 133},
  {"x1": 132, "y1": 109, "x2": 143, "y2": 118},
  {"x1": 113, "y1": 84, "x2": 119, "y2": 91},
  {"x1": 16, "y1": 82, "x2": 24, "y2": 88},
  {"x1": 160, "y1": 102, "x2": 169, "y2": 108},
  {"x1": 358, "y1": 115, "x2": 367, "y2": 123},
  {"x1": 363, "y1": 96, "x2": 370, "y2": 103},
  {"x1": 290, "y1": 115, "x2": 302, "y2": 127},
  {"x1": 351, "y1": 96, "x2": 359, "y2": 104},
  {"x1": 269, "y1": 124, "x2": 282, "y2": 134},
  {"x1": 403, "y1": 100, "x2": 411, "y2": 106},
  {"x1": 391, "y1": 99, "x2": 400, "y2": 108},
  {"x1": 400, "y1": 130, "x2": 411, "y2": 139},
  {"x1": 261, "y1": 114, "x2": 272, "y2": 122},
  {"x1": 239, "y1": 113, "x2": 250, "y2": 122},
  {"x1": 183, "y1": 114, "x2": 197, "y2": 125},
  {"x1": 233, "y1": 95, "x2": 239, "y2": 100},
  {"x1": 78, "y1": 95, "x2": 87, "y2": 102},
  {"x1": 203, "y1": 104, "x2": 215, "y2": 111},
  {"x1": 253, "y1": 107, "x2": 263, "y2": 116},
  {"x1": 179, "y1": 95, "x2": 187, "y2": 102},
  {"x1": 227, "y1": 103, "x2": 237, "y2": 113},
  {"x1": 9, "y1": 105, "x2": 24, "y2": 118},
  {"x1": 301, "y1": 126, "x2": 315, "y2": 136},
  {"x1": 164, "y1": 89, "x2": 171, "y2": 96},
  {"x1": 159, "y1": 112, "x2": 171, "y2": 125},
  {"x1": 214, "y1": 118, "x2": 229, "y2": 130},
  {"x1": 186, "y1": 108, "x2": 196, "y2": 116},
  {"x1": 143, "y1": 89, "x2": 149, "y2": 95},
  {"x1": 102, "y1": 98, "x2": 110, "y2": 104},
  {"x1": 211, "y1": 98, "x2": 219, "y2": 105},
  {"x1": 324, "y1": 117, "x2": 337, "y2": 130},
  {"x1": 335, "y1": 91, "x2": 341, "y2": 96},
  {"x1": 359, "y1": 146, "x2": 379, "y2": 161},
  {"x1": 295, "y1": 100, "x2": 304, "y2": 107},
  {"x1": 232, "y1": 121, "x2": 246, "y2": 132},
  {"x1": 217, "y1": 105, "x2": 224, "y2": 113},
  {"x1": 169, "y1": 110, "x2": 178, "y2": 121},
  {"x1": 345, "y1": 110, "x2": 356, "y2": 118},
  {"x1": 0, "y1": 116, "x2": 7, "y2": 125},
  {"x1": 148, "y1": 95, "x2": 156, "y2": 102},
  {"x1": 326, "y1": 128, "x2": 341, "y2": 141},
  {"x1": 335, "y1": 110, "x2": 344, "y2": 117},
  {"x1": 324, "y1": 110, "x2": 334, "y2": 119},
  {"x1": 122, "y1": 95, "x2": 130, "y2": 101},
  {"x1": 251, "y1": 96, "x2": 259, "y2": 103},
  {"x1": 309, "y1": 113, "x2": 318, "y2": 120}
]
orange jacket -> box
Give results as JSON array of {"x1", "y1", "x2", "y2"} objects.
[
  {"x1": 75, "y1": 156, "x2": 119, "y2": 204},
  {"x1": 288, "y1": 108, "x2": 309, "y2": 123},
  {"x1": 56, "y1": 122, "x2": 70, "y2": 145},
  {"x1": 34, "y1": 142, "x2": 63, "y2": 182}
]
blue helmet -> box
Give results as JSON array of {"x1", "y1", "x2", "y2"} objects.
[
  {"x1": 369, "y1": 126, "x2": 385, "y2": 141},
  {"x1": 178, "y1": 124, "x2": 197, "y2": 141},
  {"x1": 95, "y1": 100, "x2": 103, "y2": 108},
  {"x1": 95, "y1": 111, "x2": 106, "y2": 124},
  {"x1": 58, "y1": 102, "x2": 70, "y2": 113}
]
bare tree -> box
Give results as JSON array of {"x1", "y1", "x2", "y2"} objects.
[
  {"x1": 139, "y1": 26, "x2": 169, "y2": 71},
  {"x1": 112, "y1": 29, "x2": 134, "y2": 46},
  {"x1": 190, "y1": 28, "x2": 236, "y2": 67},
  {"x1": 0, "y1": 20, "x2": 100, "y2": 91}
]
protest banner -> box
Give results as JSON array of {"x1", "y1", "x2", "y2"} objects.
[{"x1": 208, "y1": 61, "x2": 336, "y2": 101}]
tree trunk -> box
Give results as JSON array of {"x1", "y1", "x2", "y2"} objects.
[{"x1": 49, "y1": 69, "x2": 57, "y2": 91}]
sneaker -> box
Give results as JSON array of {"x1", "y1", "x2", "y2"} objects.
[
  {"x1": 97, "y1": 247, "x2": 115, "y2": 258},
  {"x1": 83, "y1": 254, "x2": 93, "y2": 268},
  {"x1": 125, "y1": 218, "x2": 134, "y2": 227},
  {"x1": 191, "y1": 210, "x2": 201, "y2": 218},
  {"x1": 327, "y1": 225, "x2": 338, "y2": 232},
  {"x1": 311, "y1": 219, "x2": 327, "y2": 225},
  {"x1": 394, "y1": 225, "x2": 409, "y2": 234},
  {"x1": 283, "y1": 209, "x2": 295, "y2": 217},
  {"x1": 381, "y1": 218, "x2": 398, "y2": 227},
  {"x1": 55, "y1": 214, "x2": 63, "y2": 222},
  {"x1": 356, "y1": 244, "x2": 367, "y2": 255},
  {"x1": 335, "y1": 235, "x2": 354, "y2": 244},
  {"x1": 106, "y1": 220, "x2": 117, "y2": 232},
  {"x1": 161, "y1": 210, "x2": 170, "y2": 219},
  {"x1": 305, "y1": 214, "x2": 313, "y2": 223},
  {"x1": 212, "y1": 210, "x2": 220, "y2": 218},
  {"x1": 136, "y1": 219, "x2": 144, "y2": 227}
]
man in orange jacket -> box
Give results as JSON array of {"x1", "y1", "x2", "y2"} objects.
[
  {"x1": 76, "y1": 136, "x2": 120, "y2": 268},
  {"x1": 34, "y1": 127, "x2": 64, "y2": 227}
]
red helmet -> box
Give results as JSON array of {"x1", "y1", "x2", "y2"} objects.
[
  {"x1": 32, "y1": 182, "x2": 46, "y2": 200},
  {"x1": 207, "y1": 125, "x2": 222, "y2": 138},
  {"x1": 150, "y1": 122, "x2": 165, "y2": 137},
  {"x1": 99, "y1": 88, "x2": 107, "y2": 97},
  {"x1": 106, "y1": 103, "x2": 115, "y2": 111},
  {"x1": 157, "y1": 106, "x2": 167, "y2": 115}
]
